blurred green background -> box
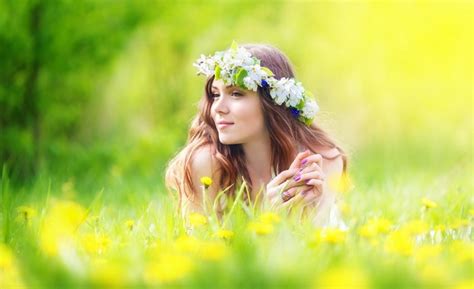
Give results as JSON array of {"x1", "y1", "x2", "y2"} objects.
[{"x1": 1, "y1": 0, "x2": 472, "y2": 193}]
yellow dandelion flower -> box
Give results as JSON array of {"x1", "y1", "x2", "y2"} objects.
[
  {"x1": 0, "y1": 244, "x2": 14, "y2": 270},
  {"x1": 374, "y1": 218, "x2": 392, "y2": 233},
  {"x1": 328, "y1": 172, "x2": 354, "y2": 194},
  {"x1": 49, "y1": 200, "x2": 87, "y2": 229},
  {"x1": 0, "y1": 244, "x2": 27, "y2": 289},
  {"x1": 469, "y1": 209, "x2": 474, "y2": 217},
  {"x1": 384, "y1": 230, "x2": 413, "y2": 256},
  {"x1": 421, "y1": 197, "x2": 438, "y2": 209},
  {"x1": 215, "y1": 229, "x2": 234, "y2": 240},
  {"x1": 401, "y1": 219, "x2": 429, "y2": 236},
  {"x1": 413, "y1": 244, "x2": 442, "y2": 263},
  {"x1": 197, "y1": 241, "x2": 228, "y2": 261},
  {"x1": 248, "y1": 221, "x2": 274, "y2": 236},
  {"x1": 317, "y1": 266, "x2": 369, "y2": 289},
  {"x1": 16, "y1": 206, "x2": 37, "y2": 223},
  {"x1": 358, "y1": 217, "x2": 392, "y2": 239},
  {"x1": 200, "y1": 176, "x2": 213, "y2": 188},
  {"x1": 258, "y1": 212, "x2": 281, "y2": 224},
  {"x1": 80, "y1": 233, "x2": 111, "y2": 255},
  {"x1": 90, "y1": 258, "x2": 128, "y2": 287},
  {"x1": 175, "y1": 235, "x2": 201, "y2": 253},
  {"x1": 39, "y1": 200, "x2": 87, "y2": 256},
  {"x1": 125, "y1": 219, "x2": 135, "y2": 231},
  {"x1": 358, "y1": 224, "x2": 377, "y2": 239},
  {"x1": 144, "y1": 253, "x2": 194, "y2": 285},
  {"x1": 188, "y1": 213, "x2": 207, "y2": 227},
  {"x1": 320, "y1": 228, "x2": 347, "y2": 244}
]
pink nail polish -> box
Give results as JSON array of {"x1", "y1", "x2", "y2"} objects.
[
  {"x1": 294, "y1": 175, "x2": 301, "y2": 181},
  {"x1": 301, "y1": 159, "x2": 308, "y2": 165}
]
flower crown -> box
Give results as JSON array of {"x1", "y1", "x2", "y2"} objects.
[{"x1": 193, "y1": 41, "x2": 319, "y2": 125}]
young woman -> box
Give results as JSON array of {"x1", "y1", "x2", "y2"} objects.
[{"x1": 166, "y1": 42, "x2": 348, "y2": 227}]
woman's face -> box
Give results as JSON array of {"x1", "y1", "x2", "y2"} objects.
[{"x1": 210, "y1": 79, "x2": 268, "y2": 145}]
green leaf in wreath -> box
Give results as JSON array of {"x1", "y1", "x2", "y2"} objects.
[
  {"x1": 235, "y1": 68, "x2": 248, "y2": 88},
  {"x1": 214, "y1": 65, "x2": 221, "y2": 80}
]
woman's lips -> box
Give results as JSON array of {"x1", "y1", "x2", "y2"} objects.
[
  {"x1": 217, "y1": 122, "x2": 234, "y2": 129},
  {"x1": 217, "y1": 123, "x2": 233, "y2": 129}
]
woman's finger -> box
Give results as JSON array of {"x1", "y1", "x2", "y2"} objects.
[
  {"x1": 305, "y1": 178, "x2": 324, "y2": 187},
  {"x1": 289, "y1": 150, "x2": 312, "y2": 170},
  {"x1": 300, "y1": 171, "x2": 326, "y2": 184},
  {"x1": 271, "y1": 185, "x2": 307, "y2": 208},
  {"x1": 277, "y1": 180, "x2": 312, "y2": 196},
  {"x1": 300, "y1": 153, "x2": 323, "y2": 169},
  {"x1": 305, "y1": 179, "x2": 324, "y2": 197},
  {"x1": 281, "y1": 188, "x2": 298, "y2": 202},
  {"x1": 277, "y1": 189, "x2": 307, "y2": 209},
  {"x1": 281, "y1": 163, "x2": 323, "y2": 190},
  {"x1": 300, "y1": 161, "x2": 322, "y2": 174},
  {"x1": 302, "y1": 189, "x2": 322, "y2": 202},
  {"x1": 267, "y1": 168, "x2": 299, "y2": 188},
  {"x1": 290, "y1": 162, "x2": 323, "y2": 187},
  {"x1": 266, "y1": 179, "x2": 289, "y2": 199},
  {"x1": 270, "y1": 186, "x2": 296, "y2": 207}
]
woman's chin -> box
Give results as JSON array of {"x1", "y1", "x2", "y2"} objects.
[
  {"x1": 219, "y1": 136, "x2": 238, "y2": 145},
  {"x1": 219, "y1": 139, "x2": 234, "y2": 145}
]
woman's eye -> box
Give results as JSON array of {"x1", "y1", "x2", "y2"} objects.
[{"x1": 211, "y1": 91, "x2": 242, "y2": 99}]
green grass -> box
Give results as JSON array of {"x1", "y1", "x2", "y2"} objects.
[{"x1": 1, "y1": 141, "x2": 472, "y2": 289}]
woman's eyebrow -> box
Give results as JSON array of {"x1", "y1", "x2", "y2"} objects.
[{"x1": 211, "y1": 85, "x2": 236, "y2": 90}]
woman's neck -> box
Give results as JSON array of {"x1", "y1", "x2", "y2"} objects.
[{"x1": 242, "y1": 134, "x2": 272, "y2": 185}]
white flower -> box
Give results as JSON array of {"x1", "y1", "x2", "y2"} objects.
[
  {"x1": 193, "y1": 54, "x2": 216, "y2": 75},
  {"x1": 269, "y1": 78, "x2": 304, "y2": 107},
  {"x1": 270, "y1": 86, "x2": 287, "y2": 105},
  {"x1": 286, "y1": 81, "x2": 305, "y2": 107},
  {"x1": 301, "y1": 99, "x2": 319, "y2": 119},
  {"x1": 233, "y1": 47, "x2": 254, "y2": 66},
  {"x1": 220, "y1": 67, "x2": 234, "y2": 85},
  {"x1": 243, "y1": 76, "x2": 258, "y2": 91}
]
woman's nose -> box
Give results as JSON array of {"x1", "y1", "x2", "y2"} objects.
[{"x1": 213, "y1": 96, "x2": 229, "y2": 114}]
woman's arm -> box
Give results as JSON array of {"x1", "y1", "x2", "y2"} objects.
[
  {"x1": 182, "y1": 145, "x2": 221, "y2": 217},
  {"x1": 281, "y1": 149, "x2": 346, "y2": 227},
  {"x1": 309, "y1": 153, "x2": 345, "y2": 227}
]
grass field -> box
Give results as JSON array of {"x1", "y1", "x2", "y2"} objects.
[{"x1": 1, "y1": 137, "x2": 472, "y2": 289}]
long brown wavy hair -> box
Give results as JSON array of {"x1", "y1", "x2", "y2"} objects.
[{"x1": 165, "y1": 43, "x2": 348, "y2": 213}]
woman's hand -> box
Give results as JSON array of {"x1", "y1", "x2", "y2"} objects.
[
  {"x1": 290, "y1": 153, "x2": 326, "y2": 209},
  {"x1": 265, "y1": 150, "x2": 326, "y2": 212}
]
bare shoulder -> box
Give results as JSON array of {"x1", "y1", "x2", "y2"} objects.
[
  {"x1": 189, "y1": 145, "x2": 221, "y2": 194},
  {"x1": 317, "y1": 147, "x2": 344, "y2": 178},
  {"x1": 191, "y1": 145, "x2": 217, "y2": 175},
  {"x1": 317, "y1": 146, "x2": 342, "y2": 159}
]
